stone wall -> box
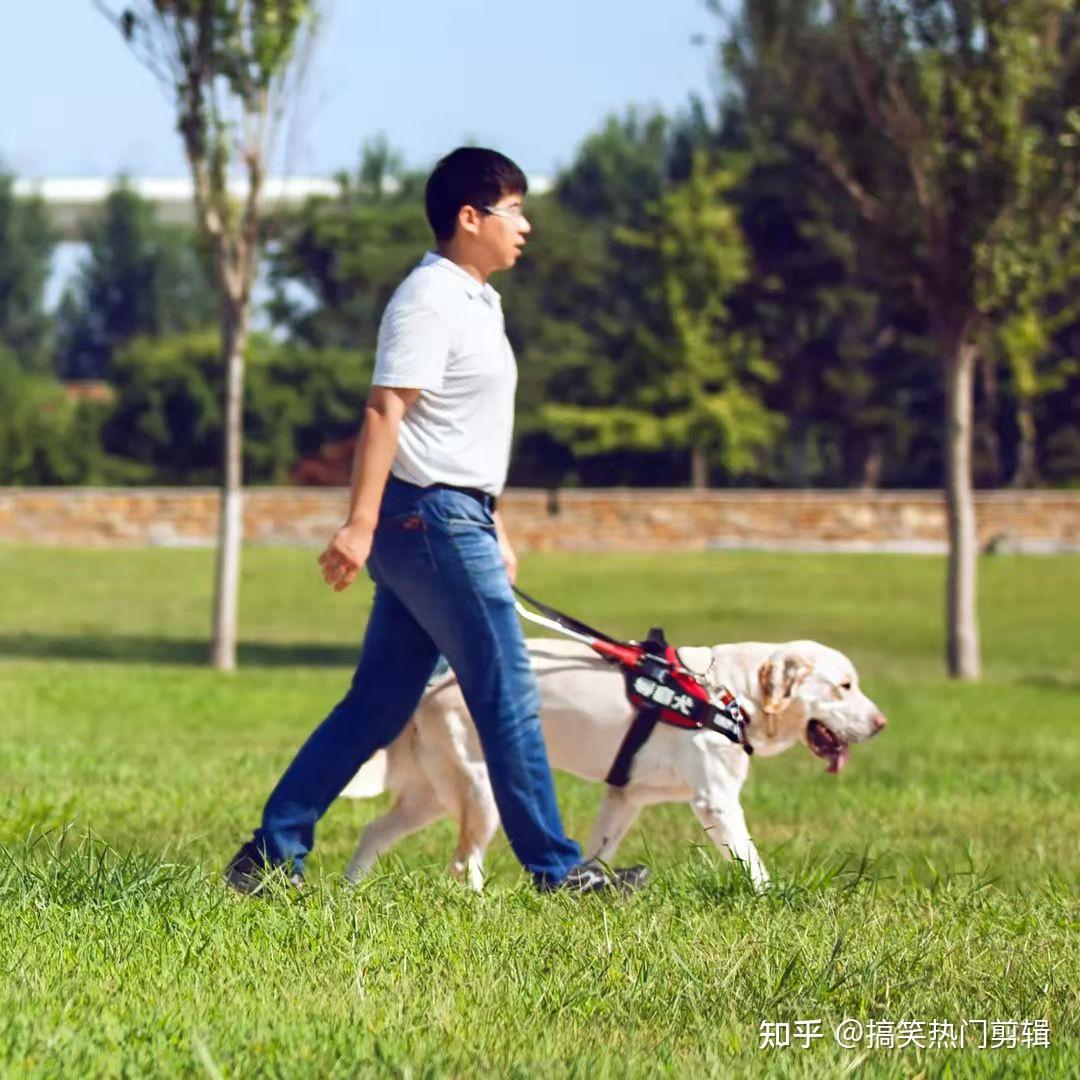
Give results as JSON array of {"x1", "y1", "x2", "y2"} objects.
[{"x1": 1, "y1": 487, "x2": 1077, "y2": 553}]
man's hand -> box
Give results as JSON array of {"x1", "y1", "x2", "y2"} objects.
[
  {"x1": 318, "y1": 521, "x2": 374, "y2": 593},
  {"x1": 493, "y1": 510, "x2": 517, "y2": 585},
  {"x1": 320, "y1": 386, "x2": 419, "y2": 594}
]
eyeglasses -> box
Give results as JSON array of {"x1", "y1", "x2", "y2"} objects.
[{"x1": 481, "y1": 204, "x2": 526, "y2": 221}]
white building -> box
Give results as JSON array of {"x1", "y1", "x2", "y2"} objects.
[{"x1": 14, "y1": 176, "x2": 340, "y2": 241}]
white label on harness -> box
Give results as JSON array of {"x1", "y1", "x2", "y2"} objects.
[
  {"x1": 633, "y1": 677, "x2": 697, "y2": 717},
  {"x1": 670, "y1": 693, "x2": 695, "y2": 716}
]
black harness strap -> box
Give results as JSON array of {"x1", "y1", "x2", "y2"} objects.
[{"x1": 605, "y1": 707, "x2": 661, "y2": 788}]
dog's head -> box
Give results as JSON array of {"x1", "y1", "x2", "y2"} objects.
[{"x1": 756, "y1": 641, "x2": 886, "y2": 772}]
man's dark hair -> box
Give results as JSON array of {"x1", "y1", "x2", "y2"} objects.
[{"x1": 425, "y1": 147, "x2": 528, "y2": 242}]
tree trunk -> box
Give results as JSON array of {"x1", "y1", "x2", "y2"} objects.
[
  {"x1": 787, "y1": 417, "x2": 809, "y2": 486},
  {"x1": 210, "y1": 300, "x2": 249, "y2": 671},
  {"x1": 860, "y1": 433, "x2": 884, "y2": 489},
  {"x1": 690, "y1": 447, "x2": 709, "y2": 490},
  {"x1": 943, "y1": 334, "x2": 981, "y2": 680},
  {"x1": 1011, "y1": 396, "x2": 1040, "y2": 488},
  {"x1": 974, "y1": 353, "x2": 1003, "y2": 486}
]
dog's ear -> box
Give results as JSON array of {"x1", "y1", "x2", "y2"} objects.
[
  {"x1": 676, "y1": 646, "x2": 712, "y2": 678},
  {"x1": 758, "y1": 651, "x2": 813, "y2": 734}
]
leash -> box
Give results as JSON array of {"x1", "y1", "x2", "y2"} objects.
[{"x1": 512, "y1": 587, "x2": 751, "y2": 787}]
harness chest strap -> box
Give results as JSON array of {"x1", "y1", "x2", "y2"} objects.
[{"x1": 605, "y1": 707, "x2": 661, "y2": 788}]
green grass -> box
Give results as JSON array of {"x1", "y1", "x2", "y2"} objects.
[{"x1": 0, "y1": 546, "x2": 1077, "y2": 1077}]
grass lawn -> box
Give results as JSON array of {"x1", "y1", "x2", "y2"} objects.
[{"x1": 0, "y1": 545, "x2": 1077, "y2": 1077}]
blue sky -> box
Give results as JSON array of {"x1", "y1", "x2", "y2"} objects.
[{"x1": 2, "y1": 1, "x2": 729, "y2": 181}]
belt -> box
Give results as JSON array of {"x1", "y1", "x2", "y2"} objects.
[
  {"x1": 429, "y1": 482, "x2": 498, "y2": 511},
  {"x1": 389, "y1": 476, "x2": 498, "y2": 512}
]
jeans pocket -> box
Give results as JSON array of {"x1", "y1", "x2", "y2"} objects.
[
  {"x1": 381, "y1": 510, "x2": 427, "y2": 533},
  {"x1": 373, "y1": 509, "x2": 436, "y2": 573}
]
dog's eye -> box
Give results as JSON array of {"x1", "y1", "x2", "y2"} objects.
[{"x1": 840, "y1": 680, "x2": 853, "y2": 691}]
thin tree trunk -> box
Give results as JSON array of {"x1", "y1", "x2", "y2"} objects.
[
  {"x1": 210, "y1": 300, "x2": 249, "y2": 671},
  {"x1": 860, "y1": 433, "x2": 884, "y2": 489},
  {"x1": 976, "y1": 352, "x2": 1003, "y2": 486},
  {"x1": 690, "y1": 447, "x2": 709, "y2": 490},
  {"x1": 788, "y1": 416, "x2": 810, "y2": 487},
  {"x1": 943, "y1": 334, "x2": 981, "y2": 680},
  {"x1": 1011, "y1": 396, "x2": 1040, "y2": 487}
]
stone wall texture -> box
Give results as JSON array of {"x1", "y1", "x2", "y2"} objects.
[{"x1": 0, "y1": 487, "x2": 1077, "y2": 553}]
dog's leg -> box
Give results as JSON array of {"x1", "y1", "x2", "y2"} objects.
[
  {"x1": 678, "y1": 743, "x2": 769, "y2": 890},
  {"x1": 448, "y1": 794, "x2": 499, "y2": 893},
  {"x1": 344, "y1": 789, "x2": 446, "y2": 884},
  {"x1": 416, "y1": 729, "x2": 497, "y2": 893},
  {"x1": 585, "y1": 787, "x2": 642, "y2": 863},
  {"x1": 690, "y1": 795, "x2": 769, "y2": 890}
]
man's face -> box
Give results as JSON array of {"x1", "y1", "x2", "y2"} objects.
[{"x1": 471, "y1": 191, "x2": 531, "y2": 271}]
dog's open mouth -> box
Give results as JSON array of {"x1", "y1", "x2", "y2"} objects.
[{"x1": 807, "y1": 719, "x2": 849, "y2": 773}]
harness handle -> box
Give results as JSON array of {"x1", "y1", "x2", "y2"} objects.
[{"x1": 511, "y1": 586, "x2": 625, "y2": 647}]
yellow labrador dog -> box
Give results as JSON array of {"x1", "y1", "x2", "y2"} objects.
[{"x1": 341, "y1": 638, "x2": 887, "y2": 891}]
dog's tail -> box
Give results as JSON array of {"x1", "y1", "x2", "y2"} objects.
[{"x1": 340, "y1": 750, "x2": 388, "y2": 799}]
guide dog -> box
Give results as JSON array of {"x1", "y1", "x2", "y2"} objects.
[{"x1": 341, "y1": 637, "x2": 887, "y2": 890}]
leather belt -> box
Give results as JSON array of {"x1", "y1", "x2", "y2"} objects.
[{"x1": 389, "y1": 477, "x2": 497, "y2": 512}]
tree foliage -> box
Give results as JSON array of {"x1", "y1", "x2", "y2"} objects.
[
  {"x1": 0, "y1": 349, "x2": 121, "y2": 484},
  {"x1": 266, "y1": 142, "x2": 429, "y2": 351},
  {"x1": 56, "y1": 182, "x2": 218, "y2": 380},
  {"x1": 543, "y1": 152, "x2": 779, "y2": 484},
  {"x1": 101, "y1": 333, "x2": 371, "y2": 484},
  {"x1": 0, "y1": 174, "x2": 54, "y2": 373}
]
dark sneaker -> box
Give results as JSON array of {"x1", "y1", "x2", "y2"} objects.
[
  {"x1": 223, "y1": 840, "x2": 304, "y2": 896},
  {"x1": 609, "y1": 863, "x2": 651, "y2": 893},
  {"x1": 551, "y1": 858, "x2": 650, "y2": 895}
]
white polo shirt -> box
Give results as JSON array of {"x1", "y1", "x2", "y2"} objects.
[{"x1": 372, "y1": 252, "x2": 517, "y2": 497}]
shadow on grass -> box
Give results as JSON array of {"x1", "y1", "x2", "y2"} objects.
[
  {"x1": 1018, "y1": 673, "x2": 1080, "y2": 692},
  {"x1": 0, "y1": 633, "x2": 358, "y2": 668}
]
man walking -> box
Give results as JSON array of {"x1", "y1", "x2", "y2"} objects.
[{"x1": 226, "y1": 147, "x2": 647, "y2": 894}]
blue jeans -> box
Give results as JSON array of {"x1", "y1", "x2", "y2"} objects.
[{"x1": 251, "y1": 478, "x2": 582, "y2": 887}]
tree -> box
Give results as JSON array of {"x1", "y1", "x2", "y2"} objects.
[
  {"x1": 713, "y1": 64, "x2": 939, "y2": 490},
  {"x1": 985, "y1": 124, "x2": 1080, "y2": 486},
  {"x1": 266, "y1": 140, "x2": 429, "y2": 351},
  {"x1": 97, "y1": 0, "x2": 319, "y2": 670},
  {"x1": 56, "y1": 181, "x2": 218, "y2": 380},
  {"x1": 723, "y1": 0, "x2": 1080, "y2": 678},
  {"x1": 543, "y1": 152, "x2": 778, "y2": 486},
  {"x1": 0, "y1": 174, "x2": 54, "y2": 373}
]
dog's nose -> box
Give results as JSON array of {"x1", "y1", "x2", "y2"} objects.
[{"x1": 871, "y1": 712, "x2": 887, "y2": 734}]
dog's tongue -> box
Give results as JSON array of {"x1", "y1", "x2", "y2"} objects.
[
  {"x1": 826, "y1": 743, "x2": 849, "y2": 774},
  {"x1": 808, "y1": 720, "x2": 849, "y2": 774}
]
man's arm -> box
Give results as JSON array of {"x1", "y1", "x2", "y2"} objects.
[{"x1": 317, "y1": 385, "x2": 419, "y2": 592}]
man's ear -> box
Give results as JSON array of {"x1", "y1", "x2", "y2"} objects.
[
  {"x1": 757, "y1": 651, "x2": 813, "y2": 734},
  {"x1": 457, "y1": 204, "x2": 483, "y2": 236}
]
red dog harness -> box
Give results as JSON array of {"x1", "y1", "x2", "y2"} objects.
[{"x1": 512, "y1": 588, "x2": 751, "y2": 787}]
